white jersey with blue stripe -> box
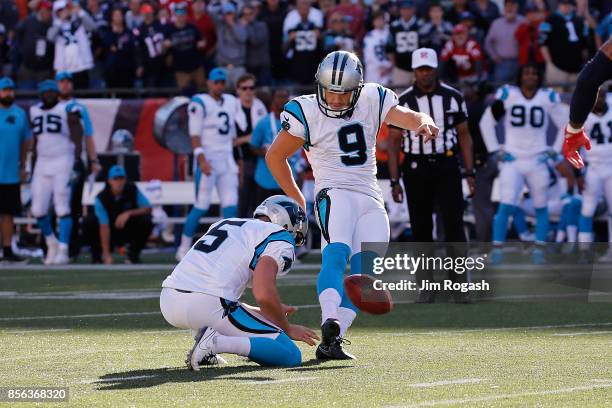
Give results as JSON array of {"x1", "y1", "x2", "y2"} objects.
[
  {"x1": 495, "y1": 85, "x2": 565, "y2": 158},
  {"x1": 583, "y1": 105, "x2": 612, "y2": 166},
  {"x1": 29, "y1": 101, "x2": 74, "y2": 161},
  {"x1": 162, "y1": 218, "x2": 295, "y2": 301},
  {"x1": 188, "y1": 93, "x2": 247, "y2": 157},
  {"x1": 282, "y1": 83, "x2": 398, "y2": 202}
]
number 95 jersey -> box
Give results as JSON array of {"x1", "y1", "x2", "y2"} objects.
[
  {"x1": 162, "y1": 218, "x2": 295, "y2": 301},
  {"x1": 282, "y1": 83, "x2": 398, "y2": 202},
  {"x1": 29, "y1": 101, "x2": 74, "y2": 161}
]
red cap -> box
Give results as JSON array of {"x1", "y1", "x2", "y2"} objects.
[
  {"x1": 140, "y1": 3, "x2": 154, "y2": 14},
  {"x1": 38, "y1": 0, "x2": 53, "y2": 11},
  {"x1": 453, "y1": 24, "x2": 467, "y2": 34}
]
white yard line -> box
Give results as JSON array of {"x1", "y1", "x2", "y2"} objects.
[
  {"x1": 0, "y1": 311, "x2": 160, "y2": 321},
  {"x1": 409, "y1": 378, "x2": 484, "y2": 388},
  {"x1": 551, "y1": 331, "x2": 612, "y2": 337},
  {"x1": 390, "y1": 381, "x2": 612, "y2": 407},
  {"x1": 82, "y1": 375, "x2": 158, "y2": 384},
  {"x1": 387, "y1": 322, "x2": 612, "y2": 336},
  {"x1": 3, "y1": 328, "x2": 72, "y2": 334}
]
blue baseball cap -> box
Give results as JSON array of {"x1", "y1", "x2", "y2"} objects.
[
  {"x1": 399, "y1": 0, "x2": 415, "y2": 8},
  {"x1": 222, "y1": 2, "x2": 236, "y2": 14},
  {"x1": 208, "y1": 67, "x2": 228, "y2": 81},
  {"x1": 0, "y1": 77, "x2": 15, "y2": 90},
  {"x1": 38, "y1": 80, "x2": 59, "y2": 94},
  {"x1": 55, "y1": 71, "x2": 73, "y2": 81},
  {"x1": 108, "y1": 165, "x2": 127, "y2": 179}
]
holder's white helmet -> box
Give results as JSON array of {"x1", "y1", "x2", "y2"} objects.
[{"x1": 254, "y1": 195, "x2": 308, "y2": 246}]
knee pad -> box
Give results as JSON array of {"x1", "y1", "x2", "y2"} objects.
[{"x1": 317, "y1": 242, "x2": 351, "y2": 296}]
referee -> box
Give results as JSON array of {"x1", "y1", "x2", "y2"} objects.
[
  {"x1": 387, "y1": 49, "x2": 474, "y2": 302},
  {"x1": 0, "y1": 78, "x2": 32, "y2": 263}
]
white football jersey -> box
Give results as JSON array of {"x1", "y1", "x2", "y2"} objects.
[
  {"x1": 29, "y1": 101, "x2": 74, "y2": 161},
  {"x1": 495, "y1": 85, "x2": 565, "y2": 158},
  {"x1": 188, "y1": 93, "x2": 247, "y2": 156},
  {"x1": 583, "y1": 106, "x2": 612, "y2": 166},
  {"x1": 363, "y1": 28, "x2": 392, "y2": 85},
  {"x1": 282, "y1": 83, "x2": 398, "y2": 202},
  {"x1": 162, "y1": 218, "x2": 295, "y2": 301}
]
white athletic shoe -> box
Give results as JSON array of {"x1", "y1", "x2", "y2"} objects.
[
  {"x1": 53, "y1": 246, "x2": 70, "y2": 265},
  {"x1": 44, "y1": 241, "x2": 58, "y2": 265},
  {"x1": 186, "y1": 327, "x2": 226, "y2": 371},
  {"x1": 175, "y1": 244, "x2": 190, "y2": 262}
]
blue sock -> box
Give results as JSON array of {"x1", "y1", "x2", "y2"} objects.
[
  {"x1": 222, "y1": 205, "x2": 237, "y2": 218},
  {"x1": 316, "y1": 243, "x2": 351, "y2": 296},
  {"x1": 578, "y1": 215, "x2": 593, "y2": 233},
  {"x1": 58, "y1": 215, "x2": 72, "y2": 244},
  {"x1": 183, "y1": 207, "x2": 207, "y2": 238},
  {"x1": 512, "y1": 206, "x2": 528, "y2": 235},
  {"x1": 36, "y1": 215, "x2": 53, "y2": 237},
  {"x1": 493, "y1": 203, "x2": 513, "y2": 243},
  {"x1": 567, "y1": 198, "x2": 581, "y2": 227},
  {"x1": 535, "y1": 207, "x2": 549, "y2": 242},
  {"x1": 248, "y1": 333, "x2": 301, "y2": 367},
  {"x1": 337, "y1": 251, "x2": 378, "y2": 314}
]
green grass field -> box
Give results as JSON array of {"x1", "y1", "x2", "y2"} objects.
[{"x1": 1, "y1": 254, "x2": 611, "y2": 407}]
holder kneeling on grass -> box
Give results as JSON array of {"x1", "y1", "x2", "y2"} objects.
[{"x1": 159, "y1": 195, "x2": 319, "y2": 369}]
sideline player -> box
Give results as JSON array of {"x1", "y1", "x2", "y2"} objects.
[
  {"x1": 161, "y1": 195, "x2": 319, "y2": 369},
  {"x1": 56, "y1": 71, "x2": 101, "y2": 259},
  {"x1": 480, "y1": 64, "x2": 566, "y2": 251},
  {"x1": 29, "y1": 80, "x2": 84, "y2": 265},
  {"x1": 563, "y1": 39, "x2": 612, "y2": 168},
  {"x1": 578, "y1": 90, "x2": 612, "y2": 242},
  {"x1": 176, "y1": 68, "x2": 247, "y2": 261},
  {"x1": 266, "y1": 50, "x2": 438, "y2": 359}
]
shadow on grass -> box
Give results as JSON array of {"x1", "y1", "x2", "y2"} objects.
[{"x1": 96, "y1": 358, "x2": 351, "y2": 390}]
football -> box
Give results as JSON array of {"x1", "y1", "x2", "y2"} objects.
[{"x1": 344, "y1": 274, "x2": 393, "y2": 315}]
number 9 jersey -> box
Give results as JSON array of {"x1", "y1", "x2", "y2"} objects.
[
  {"x1": 29, "y1": 101, "x2": 74, "y2": 162},
  {"x1": 281, "y1": 83, "x2": 398, "y2": 202}
]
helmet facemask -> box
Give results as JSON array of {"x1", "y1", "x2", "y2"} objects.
[{"x1": 316, "y1": 84, "x2": 363, "y2": 119}]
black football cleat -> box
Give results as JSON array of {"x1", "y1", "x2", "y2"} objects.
[{"x1": 316, "y1": 319, "x2": 355, "y2": 360}]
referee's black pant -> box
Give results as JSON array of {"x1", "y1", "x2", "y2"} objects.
[{"x1": 402, "y1": 154, "x2": 466, "y2": 243}]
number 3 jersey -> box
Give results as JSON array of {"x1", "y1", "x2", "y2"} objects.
[
  {"x1": 162, "y1": 218, "x2": 295, "y2": 301},
  {"x1": 494, "y1": 85, "x2": 566, "y2": 158},
  {"x1": 29, "y1": 101, "x2": 74, "y2": 162},
  {"x1": 188, "y1": 93, "x2": 247, "y2": 157},
  {"x1": 282, "y1": 83, "x2": 398, "y2": 202}
]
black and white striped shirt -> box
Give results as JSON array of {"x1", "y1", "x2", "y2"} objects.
[{"x1": 396, "y1": 82, "x2": 468, "y2": 155}]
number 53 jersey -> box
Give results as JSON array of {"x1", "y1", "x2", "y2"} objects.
[
  {"x1": 282, "y1": 83, "x2": 398, "y2": 202},
  {"x1": 162, "y1": 218, "x2": 295, "y2": 301}
]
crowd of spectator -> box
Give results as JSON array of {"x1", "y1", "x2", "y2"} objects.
[{"x1": 0, "y1": 0, "x2": 609, "y2": 92}]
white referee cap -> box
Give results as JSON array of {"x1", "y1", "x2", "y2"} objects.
[{"x1": 412, "y1": 48, "x2": 438, "y2": 69}]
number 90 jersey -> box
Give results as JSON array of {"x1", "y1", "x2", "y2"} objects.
[
  {"x1": 162, "y1": 218, "x2": 295, "y2": 301},
  {"x1": 188, "y1": 93, "x2": 247, "y2": 156},
  {"x1": 282, "y1": 83, "x2": 398, "y2": 202},
  {"x1": 29, "y1": 101, "x2": 74, "y2": 161},
  {"x1": 495, "y1": 85, "x2": 564, "y2": 158}
]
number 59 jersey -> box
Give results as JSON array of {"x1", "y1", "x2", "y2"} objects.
[
  {"x1": 282, "y1": 83, "x2": 398, "y2": 202},
  {"x1": 188, "y1": 93, "x2": 247, "y2": 157},
  {"x1": 29, "y1": 101, "x2": 74, "y2": 161},
  {"x1": 162, "y1": 218, "x2": 295, "y2": 301}
]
